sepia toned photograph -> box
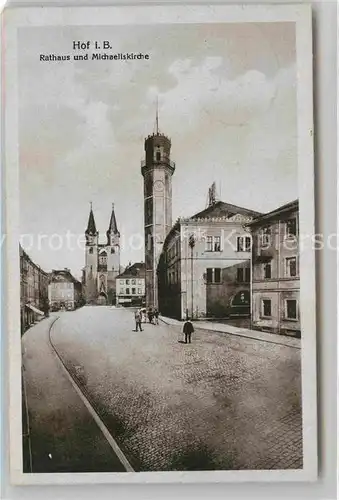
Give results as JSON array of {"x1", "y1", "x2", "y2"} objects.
[{"x1": 5, "y1": 5, "x2": 317, "y2": 484}]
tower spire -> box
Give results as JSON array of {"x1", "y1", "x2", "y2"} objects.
[
  {"x1": 86, "y1": 203, "x2": 97, "y2": 234},
  {"x1": 107, "y1": 202, "x2": 119, "y2": 235}
]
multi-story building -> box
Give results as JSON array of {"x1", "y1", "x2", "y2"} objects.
[
  {"x1": 83, "y1": 203, "x2": 121, "y2": 305},
  {"x1": 158, "y1": 195, "x2": 261, "y2": 320},
  {"x1": 116, "y1": 262, "x2": 146, "y2": 307},
  {"x1": 249, "y1": 199, "x2": 300, "y2": 337},
  {"x1": 20, "y1": 245, "x2": 49, "y2": 334},
  {"x1": 48, "y1": 268, "x2": 83, "y2": 311},
  {"x1": 141, "y1": 121, "x2": 175, "y2": 309}
]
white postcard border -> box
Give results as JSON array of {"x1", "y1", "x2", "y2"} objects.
[{"x1": 4, "y1": 4, "x2": 317, "y2": 485}]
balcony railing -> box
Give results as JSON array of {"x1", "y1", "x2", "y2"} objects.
[{"x1": 141, "y1": 159, "x2": 176, "y2": 170}]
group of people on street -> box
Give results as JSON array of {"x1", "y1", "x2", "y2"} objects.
[
  {"x1": 134, "y1": 306, "x2": 159, "y2": 331},
  {"x1": 134, "y1": 307, "x2": 195, "y2": 344}
]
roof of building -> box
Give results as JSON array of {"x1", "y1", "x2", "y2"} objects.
[
  {"x1": 50, "y1": 268, "x2": 81, "y2": 285},
  {"x1": 85, "y1": 207, "x2": 97, "y2": 235},
  {"x1": 116, "y1": 262, "x2": 145, "y2": 279},
  {"x1": 19, "y1": 244, "x2": 49, "y2": 277},
  {"x1": 161, "y1": 200, "x2": 262, "y2": 249},
  {"x1": 190, "y1": 200, "x2": 262, "y2": 220},
  {"x1": 247, "y1": 199, "x2": 298, "y2": 226}
]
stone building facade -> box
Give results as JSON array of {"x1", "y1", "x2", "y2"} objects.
[
  {"x1": 141, "y1": 128, "x2": 175, "y2": 309},
  {"x1": 20, "y1": 245, "x2": 49, "y2": 334},
  {"x1": 48, "y1": 268, "x2": 83, "y2": 311},
  {"x1": 83, "y1": 204, "x2": 121, "y2": 305},
  {"x1": 116, "y1": 262, "x2": 146, "y2": 307},
  {"x1": 158, "y1": 200, "x2": 261, "y2": 320},
  {"x1": 249, "y1": 200, "x2": 300, "y2": 337}
]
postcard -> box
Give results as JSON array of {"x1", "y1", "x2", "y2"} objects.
[{"x1": 3, "y1": 4, "x2": 317, "y2": 484}]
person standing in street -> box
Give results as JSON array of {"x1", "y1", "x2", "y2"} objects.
[
  {"x1": 183, "y1": 318, "x2": 194, "y2": 344},
  {"x1": 153, "y1": 308, "x2": 159, "y2": 325},
  {"x1": 134, "y1": 309, "x2": 143, "y2": 332},
  {"x1": 147, "y1": 307, "x2": 154, "y2": 324}
]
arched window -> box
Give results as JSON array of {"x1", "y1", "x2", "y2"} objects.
[
  {"x1": 89, "y1": 247, "x2": 93, "y2": 254},
  {"x1": 99, "y1": 251, "x2": 107, "y2": 265}
]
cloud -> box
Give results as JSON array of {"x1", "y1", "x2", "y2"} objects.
[
  {"x1": 18, "y1": 23, "x2": 297, "y2": 274},
  {"x1": 157, "y1": 57, "x2": 280, "y2": 133}
]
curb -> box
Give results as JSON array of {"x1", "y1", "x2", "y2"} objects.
[{"x1": 159, "y1": 317, "x2": 300, "y2": 349}]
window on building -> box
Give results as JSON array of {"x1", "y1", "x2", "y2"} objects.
[
  {"x1": 138, "y1": 279, "x2": 142, "y2": 285},
  {"x1": 206, "y1": 236, "x2": 213, "y2": 252},
  {"x1": 245, "y1": 267, "x2": 251, "y2": 282},
  {"x1": 126, "y1": 288, "x2": 130, "y2": 295},
  {"x1": 237, "y1": 268, "x2": 244, "y2": 282},
  {"x1": 286, "y1": 218, "x2": 297, "y2": 237},
  {"x1": 138, "y1": 288, "x2": 142, "y2": 294},
  {"x1": 156, "y1": 151, "x2": 161, "y2": 161},
  {"x1": 214, "y1": 268, "x2": 221, "y2": 283},
  {"x1": 126, "y1": 279, "x2": 130, "y2": 285},
  {"x1": 261, "y1": 227, "x2": 271, "y2": 246},
  {"x1": 132, "y1": 288, "x2": 136, "y2": 294},
  {"x1": 132, "y1": 279, "x2": 136, "y2": 285},
  {"x1": 111, "y1": 248, "x2": 115, "y2": 254},
  {"x1": 262, "y1": 299, "x2": 272, "y2": 317},
  {"x1": 89, "y1": 248, "x2": 93, "y2": 254},
  {"x1": 120, "y1": 288, "x2": 125, "y2": 295},
  {"x1": 120, "y1": 279, "x2": 124, "y2": 285},
  {"x1": 264, "y1": 262, "x2": 272, "y2": 279},
  {"x1": 237, "y1": 236, "x2": 251, "y2": 252},
  {"x1": 214, "y1": 236, "x2": 221, "y2": 252},
  {"x1": 285, "y1": 299, "x2": 298, "y2": 320},
  {"x1": 285, "y1": 257, "x2": 297, "y2": 277},
  {"x1": 206, "y1": 268, "x2": 221, "y2": 284}
]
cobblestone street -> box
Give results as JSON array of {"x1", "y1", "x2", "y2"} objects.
[{"x1": 49, "y1": 306, "x2": 303, "y2": 471}]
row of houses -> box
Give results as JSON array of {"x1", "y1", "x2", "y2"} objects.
[
  {"x1": 20, "y1": 245, "x2": 83, "y2": 334},
  {"x1": 157, "y1": 199, "x2": 300, "y2": 337},
  {"x1": 20, "y1": 245, "x2": 49, "y2": 335}
]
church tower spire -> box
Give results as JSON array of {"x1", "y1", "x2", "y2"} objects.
[
  {"x1": 107, "y1": 203, "x2": 119, "y2": 237},
  {"x1": 85, "y1": 202, "x2": 97, "y2": 236}
]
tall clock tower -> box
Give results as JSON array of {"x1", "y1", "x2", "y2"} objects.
[{"x1": 141, "y1": 122, "x2": 175, "y2": 308}]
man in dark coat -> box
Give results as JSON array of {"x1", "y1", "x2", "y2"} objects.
[
  {"x1": 134, "y1": 309, "x2": 143, "y2": 332},
  {"x1": 183, "y1": 318, "x2": 194, "y2": 344}
]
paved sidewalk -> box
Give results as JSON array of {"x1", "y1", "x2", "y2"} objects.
[
  {"x1": 22, "y1": 315, "x2": 126, "y2": 472},
  {"x1": 160, "y1": 316, "x2": 301, "y2": 349}
]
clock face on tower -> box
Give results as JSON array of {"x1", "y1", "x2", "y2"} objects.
[{"x1": 154, "y1": 180, "x2": 164, "y2": 192}]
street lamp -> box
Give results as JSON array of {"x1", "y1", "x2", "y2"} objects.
[
  {"x1": 242, "y1": 224, "x2": 253, "y2": 330},
  {"x1": 188, "y1": 234, "x2": 195, "y2": 319}
]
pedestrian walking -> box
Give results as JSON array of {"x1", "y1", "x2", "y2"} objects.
[
  {"x1": 183, "y1": 318, "x2": 194, "y2": 344},
  {"x1": 134, "y1": 309, "x2": 143, "y2": 332},
  {"x1": 140, "y1": 308, "x2": 147, "y2": 323},
  {"x1": 154, "y1": 308, "x2": 159, "y2": 325}
]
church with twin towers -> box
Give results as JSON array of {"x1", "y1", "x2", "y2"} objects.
[{"x1": 82, "y1": 113, "x2": 175, "y2": 307}]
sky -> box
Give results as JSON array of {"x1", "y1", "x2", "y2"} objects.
[{"x1": 19, "y1": 22, "x2": 297, "y2": 279}]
